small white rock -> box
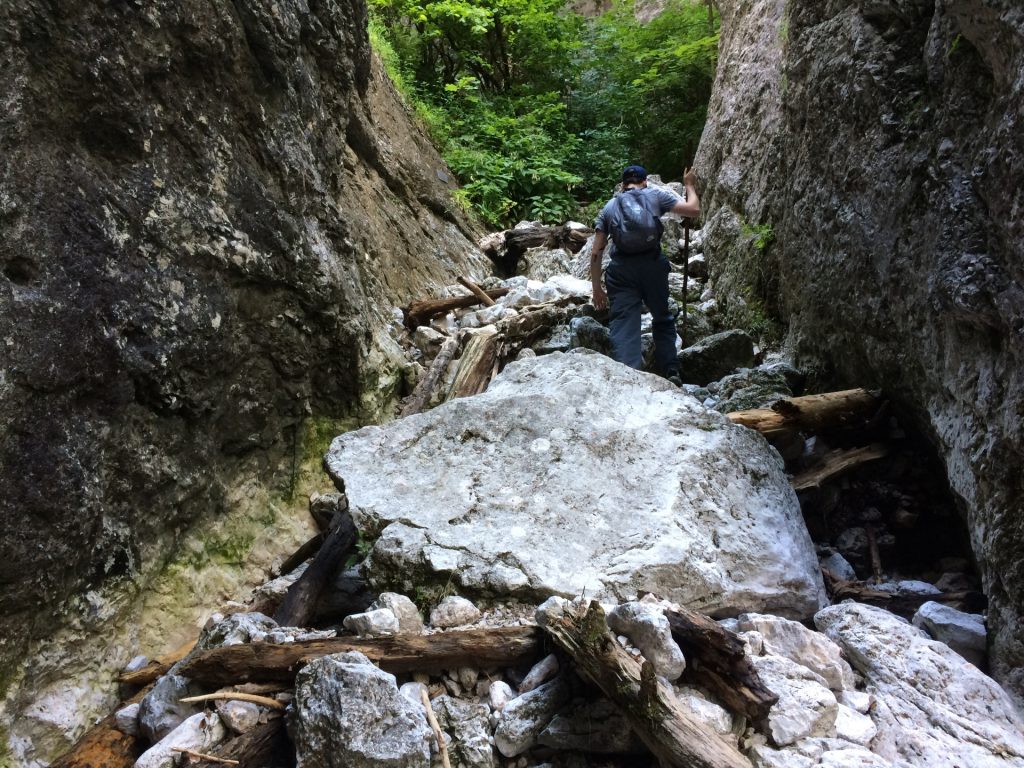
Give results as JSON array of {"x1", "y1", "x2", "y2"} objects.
[
  {"x1": 342, "y1": 608, "x2": 400, "y2": 637},
  {"x1": 114, "y1": 703, "x2": 140, "y2": 737},
  {"x1": 488, "y1": 680, "x2": 515, "y2": 711},
  {"x1": 216, "y1": 700, "x2": 261, "y2": 735},
  {"x1": 430, "y1": 596, "x2": 481, "y2": 628},
  {"x1": 836, "y1": 690, "x2": 872, "y2": 714},
  {"x1": 834, "y1": 704, "x2": 877, "y2": 746},
  {"x1": 400, "y1": 681, "x2": 429, "y2": 707},
  {"x1": 519, "y1": 654, "x2": 559, "y2": 694}
]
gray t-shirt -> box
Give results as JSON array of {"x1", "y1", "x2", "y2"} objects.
[{"x1": 594, "y1": 186, "x2": 681, "y2": 257}]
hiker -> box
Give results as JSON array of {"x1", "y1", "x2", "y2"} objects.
[{"x1": 590, "y1": 164, "x2": 700, "y2": 382}]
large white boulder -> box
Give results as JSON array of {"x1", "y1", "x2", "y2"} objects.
[
  {"x1": 326, "y1": 353, "x2": 826, "y2": 617},
  {"x1": 815, "y1": 603, "x2": 1024, "y2": 768}
]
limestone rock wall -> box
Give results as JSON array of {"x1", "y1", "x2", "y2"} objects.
[
  {"x1": 696, "y1": 0, "x2": 1024, "y2": 699},
  {"x1": 0, "y1": 0, "x2": 486, "y2": 693}
]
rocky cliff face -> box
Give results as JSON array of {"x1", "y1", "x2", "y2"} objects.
[
  {"x1": 0, "y1": 0, "x2": 485, "y2": 705},
  {"x1": 697, "y1": 0, "x2": 1023, "y2": 700}
]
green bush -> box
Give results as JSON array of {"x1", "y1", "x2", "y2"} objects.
[{"x1": 369, "y1": 0, "x2": 719, "y2": 226}]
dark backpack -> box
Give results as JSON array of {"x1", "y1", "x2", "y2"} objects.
[{"x1": 611, "y1": 189, "x2": 663, "y2": 254}]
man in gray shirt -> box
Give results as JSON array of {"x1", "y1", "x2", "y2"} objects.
[{"x1": 591, "y1": 164, "x2": 700, "y2": 382}]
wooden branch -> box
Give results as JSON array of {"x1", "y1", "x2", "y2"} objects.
[
  {"x1": 457, "y1": 276, "x2": 496, "y2": 306},
  {"x1": 421, "y1": 688, "x2": 453, "y2": 768},
  {"x1": 726, "y1": 389, "x2": 882, "y2": 444},
  {"x1": 445, "y1": 328, "x2": 499, "y2": 400},
  {"x1": 273, "y1": 505, "x2": 356, "y2": 628},
  {"x1": 118, "y1": 639, "x2": 197, "y2": 686},
  {"x1": 542, "y1": 602, "x2": 750, "y2": 768},
  {"x1": 176, "y1": 626, "x2": 540, "y2": 687},
  {"x1": 403, "y1": 288, "x2": 509, "y2": 330},
  {"x1": 180, "y1": 692, "x2": 286, "y2": 711},
  {"x1": 172, "y1": 748, "x2": 239, "y2": 765},
  {"x1": 400, "y1": 336, "x2": 460, "y2": 417},
  {"x1": 664, "y1": 608, "x2": 777, "y2": 728},
  {"x1": 791, "y1": 444, "x2": 889, "y2": 490}
]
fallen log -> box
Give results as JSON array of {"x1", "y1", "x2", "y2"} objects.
[
  {"x1": 400, "y1": 335, "x2": 460, "y2": 417},
  {"x1": 273, "y1": 500, "x2": 357, "y2": 628},
  {"x1": 276, "y1": 530, "x2": 325, "y2": 578},
  {"x1": 542, "y1": 602, "x2": 751, "y2": 768},
  {"x1": 481, "y1": 223, "x2": 592, "y2": 275},
  {"x1": 445, "y1": 327, "x2": 499, "y2": 400},
  {"x1": 177, "y1": 626, "x2": 541, "y2": 687},
  {"x1": 664, "y1": 607, "x2": 777, "y2": 727},
  {"x1": 403, "y1": 288, "x2": 509, "y2": 330},
  {"x1": 726, "y1": 388, "x2": 883, "y2": 444},
  {"x1": 791, "y1": 443, "x2": 889, "y2": 491}
]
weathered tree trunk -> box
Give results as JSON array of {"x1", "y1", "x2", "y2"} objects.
[
  {"x1": 273, "y1": 502, "x2": 357, "y2": 628},
  {"x1": 823, "y1": 573, "x2": 987, "y2": 618},
  {"x1": 400, "y1": 336, "x2": 460, "y2": 417},
  {"x1": 52, "y1": 687, "x2": 150, "y2": 768},
  {"x1": 117, "y1": 639, "x2": 197, "y2": 686},
  {"x1": 403, "y1": 288, "x2": 509, "y2": 330},
  {"x1": 177, "y1": 626, "x2": 540, "y2": 686},
  {"x1": 542, "y1": 602, "x2": 751, "y2": 768},
  {"x1": 445, "y1": 328, "x2": 499, "y2": 400},
  {"x1": 665, "y1": 608, "x2": 777, "y2": 727},
  {"x1": 726, "y1": 388, "x2": 883, "y2": 443},
  {"x1": 481, "y1": 223, "x2": 593, "y2": 275}
]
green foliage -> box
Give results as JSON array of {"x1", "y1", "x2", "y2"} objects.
[
  {"x1": 742, "y1": 222, "x2": 775, "y2": 251},
  {"x1": 370, "y1": 0, "x2": 719, "y2": 225}
]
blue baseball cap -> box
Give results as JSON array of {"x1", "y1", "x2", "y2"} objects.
[{"x1": 622, "y1": 164, "x2": 648, "y2": 183}]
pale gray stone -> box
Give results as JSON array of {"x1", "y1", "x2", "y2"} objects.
[
  {"x1": 752, "y1": 655, "x2": 838, "y2": 746},
  {"x1": 431, "y1": 695, "x2": 495, "y2": 768},
  {"x1": 873, "y1": 580, "x2": 940, "y2": 596},
  {"x1": 607, "y1": 602, "x2": 686, "y2": 681},
  {"x1": 494, "y1": 676, "x2": 571, "y2": 757},
  {"x1": 820, "y1": 552, "x2": 858, "y2": 582},
  {"x1": 833, "y1": 704, "x2": 876, "y2": 747},
  {"x1": 327, "y1": 353, "x2": 826, "y2": 619},
  {"x1": 138, "y1": 674, "x2": 201, "y2": 743},
  {"x1": 196, "y1": 612, "x2": 278, "y2": 650},
  {"x1": 217, "y1": 700, "x2": 261, "y2": 735},
  {"x1": 290, "y1": 651, "x2": 431, "y2": 768},
  {"x1": 677, "y1": 329, "x2": 755, "y2": 386},
  {"x1": 399, "y1": 681, "x2": 429, "y2": 708},
  {"x1": 836, "y1": 691, "x2": 872, "y2": 715},
  {"x1": 371, "y1": 593, "x2": 425, "y2": 634},
  {"x1": 456, "y1": 666, "x2": 478, "y2": 692},
  {"x1": 135, "y1": 712, "x2": 226, "y2": 768},
  {"x1": 674, "y1": 685, "x2": 734, "y2": 736},
  {"x1": 343, "y1": 608, "x2": 401, "y2": 637},
  {"x1": 429, "y1": 596, "x2": 481, "y2": 628},
  {"x1": 737, "y1": 613, "x2": 855, "y2": 691},
  {"x1": 815, "y1": 603, "x2": 1024, "y2": 768},
  {"x1": 519, "y1": 654, "x2": 559, "y2": 694},
  {"x1": 912, "y1": 601, "x2": 987, "y2": 666},
  {"x1": 114, "y1": 703, "x2": 140, "y2": 737},
  {"x1": 488, "y1": 681, "x2": 515, "y2": 711},
  {"x1": 538, "y1": 698, "x2": 641, "y2": 754}
]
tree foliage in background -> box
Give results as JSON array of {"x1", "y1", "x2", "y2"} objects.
[{"x1": 370, "y1": 0, "x2": 718, "y2": 226}]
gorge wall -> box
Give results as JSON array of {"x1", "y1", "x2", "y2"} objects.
[
  {"x1": 0, "y1": 0, "x2": 486, "y2": 733},
  {"x1": 697, "y1": 0, "x2": 1023, "y2": 700}
]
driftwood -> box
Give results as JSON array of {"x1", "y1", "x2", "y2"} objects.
[
  {"x1": 403, "y1": 288, "x2": 509, "y2": 330},
  {"x1": 457, "y1": 276, "x2": 496, "y2": 306},
  {"x1": 177, "y1": 626, "x2": 540, "y2": 687},
  {"x1": 726, "y1": 388, "x2": 883, "y2": 444},
  {"x1": 421, "y1": 688, "x2": 453, "y2": 768},
  {"x1": 273, "y1": 502, "x2": 357, "y2": 628},
  {"x1": 180, "y1": 692, "x2": 286, "y2": 710},
  {"x1": 445, "y1": 328, "x2": 500, "y2": 400},
  {"x1": 191, "y1": 718, "x2": 292, "y2": 768},
  {"x1": 400, "y1": 336, "x2": 460, "y2": 417},
  {"x1": 791, "y1": 444, "x2": 889, "y2": 491},
  {"x1": 665, "y1": 608, "x2": 777, "y2": 727},
  {"x1": 822, "y1": 572, "x2": 987, "y2": 618},
  {"x1": 172, "y1": 748, "x2": 239, "y2": 765},
  {"x1": 542, "y1": 602, "x2": 751, "y2": 768},
  {"x1": 118, "y1": 639, "x2": 197, "y2": 686}
]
